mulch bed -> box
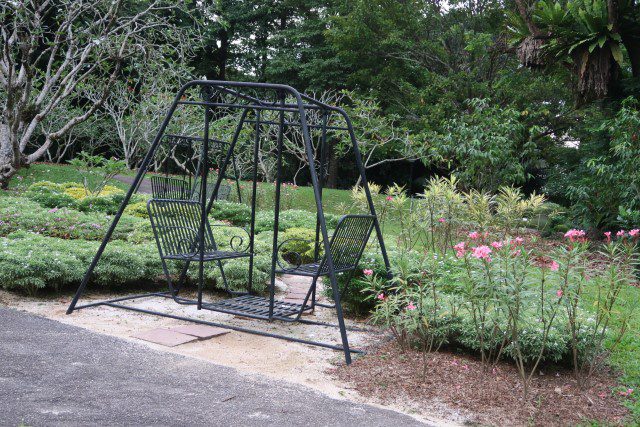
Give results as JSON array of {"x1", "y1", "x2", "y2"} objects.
[{"x1": 331, "y1": 342, "x2": 630, "y2": 426}]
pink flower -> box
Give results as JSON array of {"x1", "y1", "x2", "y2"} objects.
[
  {"x1": 617, "y1": 230, "x2": 626, "y2": 238},
  {"x1": 363, "y1": 269, "x2": 373, "y2": 276},
  {"x1": 564, "y1": 229, "x2": 586, "y2": 242},
  {"x1": 549, "y1": 260, "x2": 559, "y2": 271},
  {"x1": 556, "y1": 289, "x2": 563, "y2": 298},
  {"x1": 386, "y1": 196, "x2": 393, "y2": 201},
  {"x1": 376, "y1": 293, "x2": 385, "y2": 301},
  {"x1": 619, "y1": 388, "x2": 634, "y2": 397},
  {"x1": 472, "y1": 245, "x2": 492, "y2": 260},
  {"x1": 514, "y1": 236, "x2": 524, "y2": 245},
  {"x1": 406, "y1": 302, "x2": 417, "y2": 311},
  {"x1": 469, "y1": 231, "x2": 480, "y2": 240},
  {"x1": 604, "y1": 231, "x2": 612, "y2": 242},
  {"x1": 490, "y1": 241, "x2": 503, "y2": 250},
  {"x1": 438, "y1": 217, "x2": 446, "y2": 223},
  {"x1": 629, "y1": 229, "x2": 639, "y2": 238},
  {"x1": 454, "y1": 242, "x2": 466, "y2": 258}
]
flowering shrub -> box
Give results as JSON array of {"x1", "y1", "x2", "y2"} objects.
[
  {"x1": 351, "y1": 177, "x2": 546, "y2": 256},
  {"x1": 362, "y1": 228, "x2": 637, "y2": 396}
]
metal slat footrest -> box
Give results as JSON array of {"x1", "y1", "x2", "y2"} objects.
[{"x1": 202, "y1": 295, "x2": 312, "y2": 319}]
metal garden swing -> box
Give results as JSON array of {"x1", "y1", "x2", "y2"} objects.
[{"x1": 66, "y1": 81, "x2": 392, "y2": 364}]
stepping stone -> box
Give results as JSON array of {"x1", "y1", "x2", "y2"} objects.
[
  {"x1": 169, "y1": 325, "x2": 230, "y2": 339},
  {"x1": 132, "y1": 328, "x2": 198, "y2": 347}
]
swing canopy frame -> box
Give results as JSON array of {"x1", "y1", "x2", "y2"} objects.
[{"x1": 66, "y1": 80, "x2": 391, "y2": 364}]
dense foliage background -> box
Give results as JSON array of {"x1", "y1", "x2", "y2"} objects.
[{"x1": 3, "y1": 0, "x2": 639, "y2": 230}]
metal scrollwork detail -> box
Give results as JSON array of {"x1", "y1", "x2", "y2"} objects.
[
  {"x1": 276, "y1": 238, "x2": 314, "y2": 271},
  {"x1": 229, "y1": 235, "x2": 245, "y2": 252}
]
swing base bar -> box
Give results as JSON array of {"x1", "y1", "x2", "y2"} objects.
[{"x1": 70, "y1": 292, "x2": 364, "y2": 355}]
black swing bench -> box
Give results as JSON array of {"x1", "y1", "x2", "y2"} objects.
[
  {"x1": 66, "y1": 80, "x2": 392, "y2": 364},
  {"x1": 148, "y1": 198, "x2": 375, "y2": 321}
]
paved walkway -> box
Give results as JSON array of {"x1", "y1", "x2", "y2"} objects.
[
  {"x1": 0, "y1": 307, "x2": 425, "y2": 426},
  {"x1": 113, "y1": 173, "x2": 152, "y2": 194}
]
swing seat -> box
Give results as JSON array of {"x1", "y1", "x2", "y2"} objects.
[
  {"x1": 147, "y1": 199, "x2": 250, "y2": 263},
  {"x1": 202, "y1": 295, "x2": 312, "y2": 319},
  {"x1": 275, "y1": 214, "x2": 375, "y2": 278}
]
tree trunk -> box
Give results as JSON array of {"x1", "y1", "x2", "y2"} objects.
[
  {"x1": 326, "y1": 139, "x2": 339, "y2": 189},
  {"x1": 0, "y1": 122, "x2": 19, "y2": 189}
]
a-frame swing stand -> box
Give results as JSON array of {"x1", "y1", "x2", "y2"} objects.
[{"x1": 66, "y1": 81, "x2": 392, "y2": 364}]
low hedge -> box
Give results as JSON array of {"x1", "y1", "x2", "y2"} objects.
[
  {"x1": 0, "y1": 231, "x2": 163, "y2": 295},
  {"x1": 0, "y1": 195, "x2": 144, "y2": 241},
  {"x1": 25, "y1": 181, "x2": 145, "y2": 215}
]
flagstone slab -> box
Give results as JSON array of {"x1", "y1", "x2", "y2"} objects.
[
  {"x1": 169, "y1": 325, "x2": 230, "y2": 339},
  {"x1": 132, "y1": 328, "x2": 198, "y2": 347}
]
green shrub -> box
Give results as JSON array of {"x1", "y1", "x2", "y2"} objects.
[
  {"x1": 0, "y1": 195, "x2": 143, "y2": 241},
  {"x1": 209, "y1": 201, "x2": 252, "y2": 225},
  {"x1": 125, "y1": 220, "x2": 155, "y2": 244},
  {"x1": 279, "y1": 227, "x2": 318, "y2": 265},
  {"x1": 25, "y1": 181, "x2": 144, "y2": 215},
  {"x1": 207, "y1": 254, "x2": 271, "y2": 293},
  {"x1": 124, "y1": 201, "x2": 150, "y2": 218},
  {"x1": 0, "y1": 231, "x2": 162, "y2": 295},
  {"x1": 24, "y1": 181, "x2": 77, "y2": 209},
  {"x1": 211, "y1": 223, "x2": 252, "y2": 253}
]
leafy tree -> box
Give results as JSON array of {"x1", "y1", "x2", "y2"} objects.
[
  {"x1": 427, "y1": 98, "x2": 539, "y2": 192},
  {"x1": 0, "y1": 0, "x2": 196, "y2": 188},
  {"x1": 340, "y1": 91, "x2": 422, "y2": 181},
  {"x1": 93, "y1": 57, "x2": 194, "y2": 169},
  {"x1": 509, "y1": 0, "x2": 640, "y2": 103},
  {"x1": 547, "y1": 97, "x2": 640, "y2": 228}
]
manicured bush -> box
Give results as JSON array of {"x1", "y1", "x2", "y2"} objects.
[
  {"x1": 124, "y1": 201, "x2": 150, "y2": 218},
  {"x1": 207, "y1": 254, "x2": 271, "y2": 293},
  {"x1": 0, "y1": 195, "x2": 143, "y2": 241},
  {"x1": 279, "y1": 227, "x2": 318, "y2": 265},
  {"x1": 24, "y1": 181, "x2": 77, "y2": 209},
  {"x1": 24, "y1": 181, "x2": 144, "y2": 215},
  {"x1": 209, "y1": 201, "x2": 252, "y2": 225},
  {"x1": 0, "y1": 231, "x2": 162, "y2": 295}
]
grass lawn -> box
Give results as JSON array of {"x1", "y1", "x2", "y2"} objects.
[{"x1": 10, "y1": 162, "x2": 133, "y2": 192}]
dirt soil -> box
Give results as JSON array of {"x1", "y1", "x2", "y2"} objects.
[{"x1": 332, "y1": 341, "x2": 631, "y2": 426}]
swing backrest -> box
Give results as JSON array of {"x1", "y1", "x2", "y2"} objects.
[
  {"x1": 320, "y1": 214, "x2": 375, "y2": 273},
  {"x1": 190, "y1": 180, "x2": 232, "y2": 202},
  {"x1": 150, "y1": 176, "x2": 190, "y2": 200},
  {"x1": 147, "y1": 199, "x2": 217, "y2": 258}
]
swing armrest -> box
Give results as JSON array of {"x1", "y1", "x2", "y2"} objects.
[
  {"x1": 276, "y1": 237, "x2": 328, "y2": 271},
  {"x1": 210, "y1": 222, "x2": 252, "y2": 253}
]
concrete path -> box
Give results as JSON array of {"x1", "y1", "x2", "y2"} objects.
[
  {"x1": 0, "y1": 307, "x2": 425, "y2": 426},
  {"x1": 113, "y1": 173, "x2": 152, "y2": 194}
]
